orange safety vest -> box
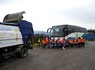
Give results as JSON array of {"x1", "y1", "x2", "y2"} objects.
[
  {"x1": 69, "y1": 39, "x2": 73, "y2": 44},
  {"x1": 81, "y1": 38, "x2": 85, "y2": 42},
  {"x1": 62, "y1": 39, "x2": 66, "y2": 43},
  {"x1": 42, "y1": 39, "x2": 46, "y2": 44},
  {"x1": 78, "y1": 39, "x2": 81, "y2": 43}
]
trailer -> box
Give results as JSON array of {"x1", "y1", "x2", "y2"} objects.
[{"x1": 0, "y1": 11, "x2": 34, "y2": 58}]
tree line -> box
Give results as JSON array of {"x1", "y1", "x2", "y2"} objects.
[{"x1": 87, "y1": 29, "x2": 95, "y2": 33}]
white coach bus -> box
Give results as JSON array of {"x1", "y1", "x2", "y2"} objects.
[{"x1": 47, "y1": 24, "x2": 87, "y2": 45}]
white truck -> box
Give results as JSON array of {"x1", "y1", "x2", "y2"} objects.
[{"x1": 0, "y1": 11, "x2": 34, "y2": 58}]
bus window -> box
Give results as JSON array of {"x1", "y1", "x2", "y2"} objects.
[
  {"x1": 51, "y1": 28, "x2": 63, "y2": 37},
  {"x1": 55, "y1": 28, "x2": 59, "y2": 35},
  {"x1": 68, "y1": 28, "x2": 73, "y2": 34}
]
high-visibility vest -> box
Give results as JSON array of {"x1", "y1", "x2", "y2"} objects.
[
  {"x1": 81, "y1": 38, "x2": 85, "y2": 42},
  {"x1": 42, "y1": 39, "x2": 46, "y2": 44},
  {"x1": 78, "y1": 39, "x2": 81, "y2": 43},
  {"x1": 69, "y1": 39, "x2": 73, "y2": 44},
  {"x1": 38, "y1": 38, "x2": 41, "y2": 43},
  {"x1": 62, "y1": 39, "x2": 65, "y2": 43}
]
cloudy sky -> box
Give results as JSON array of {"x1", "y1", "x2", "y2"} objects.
[{"x1": 0, "y1": 0, "x2": 95, "y2": 31}]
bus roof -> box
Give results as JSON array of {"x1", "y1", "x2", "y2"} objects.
[{"x1": 52, "y1": 24, "x2": 86, "y2": 29}]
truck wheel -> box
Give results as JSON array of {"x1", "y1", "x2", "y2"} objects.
[{"x1": 17, "y1": 47, "x2": 28, "y2": 58}]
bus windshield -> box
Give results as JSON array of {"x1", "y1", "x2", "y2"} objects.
[{"x1": 51, "y1": 27, "x2": 63, "y2": 37}]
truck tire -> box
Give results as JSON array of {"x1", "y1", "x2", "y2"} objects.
[{"x1": 17, "y1": 47, "x2": 28, "y2": 58}]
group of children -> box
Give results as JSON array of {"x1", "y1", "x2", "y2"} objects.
[
  {"x1": 38, "y1": 36, "x2": 85, "y2": 50},
  {"x1": 68, "y1": 37, "x2": 85, "y2": 49}
]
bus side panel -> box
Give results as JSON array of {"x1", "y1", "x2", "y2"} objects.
[{"x1": 65, "y1": 32, "x2": 85, "y2": 45}]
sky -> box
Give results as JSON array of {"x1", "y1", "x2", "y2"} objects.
[{"x1": 0, "y1": 0, "x2": 95, "y2": 31}]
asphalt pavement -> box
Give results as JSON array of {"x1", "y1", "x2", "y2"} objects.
[{"x1": 0, "y1": 41, "x2": 95, "y2": 70}]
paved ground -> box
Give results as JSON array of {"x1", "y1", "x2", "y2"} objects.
[{"x1": 0, "y1": 41, "x2": 95, "y2": 70}]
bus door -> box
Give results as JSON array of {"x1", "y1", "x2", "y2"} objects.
[{"x1": 63, "y1": 27, "x2": 68, "y2": 37}]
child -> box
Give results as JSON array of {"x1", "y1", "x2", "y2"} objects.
[{"x1": 62, "y1": 37, "x2": 66, "y2": 50}]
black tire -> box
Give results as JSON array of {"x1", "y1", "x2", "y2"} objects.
[{"x1": 17, "y1": 47, "x2": 28, "y2": 58}]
